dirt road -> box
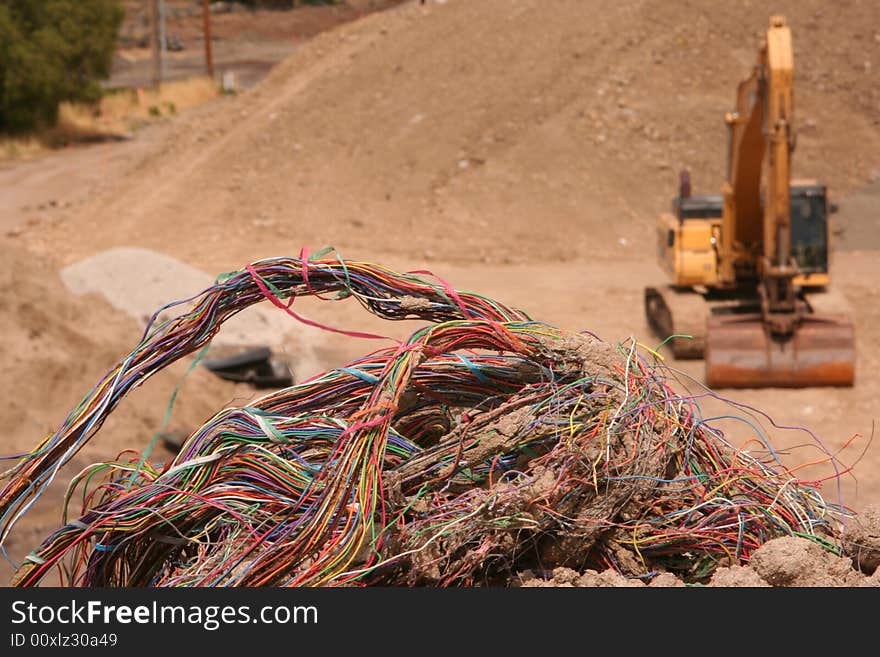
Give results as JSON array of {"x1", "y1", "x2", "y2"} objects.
[{"x1": 0, "y1": 132, "x2": 157, "y2": 235}]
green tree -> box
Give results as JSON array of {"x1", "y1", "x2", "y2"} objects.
[{"x1": 0, "y1": 0, "x2": 124, "y2": 133}]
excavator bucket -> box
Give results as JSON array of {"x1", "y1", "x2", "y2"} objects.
[{"x1": 705, "y1": 313, "x2": 855, "y2": 388}]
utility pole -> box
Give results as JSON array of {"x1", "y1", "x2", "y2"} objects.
[
  {"x1": 149, "y1": 0, "x2": 161, "y2": 88},
  {"x1": 158, "y1": 0, "x2": 167, "y2": 81},
  {"x1": 202, "y1": 0, "x2": 214, "y2": 79}
]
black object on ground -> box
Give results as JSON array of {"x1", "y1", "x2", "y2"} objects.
[
  {"x1": 159, "y1": 429, "x2": 189, "y2": 454},
  {"x1": 201, "y1": 346, "x2": 294, "y2": 388}
]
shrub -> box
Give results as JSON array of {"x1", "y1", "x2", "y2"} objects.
[{"x1": 0, "y1": 0, "x2": 124, "y2": 133}]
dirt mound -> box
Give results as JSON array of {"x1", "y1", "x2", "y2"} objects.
[{"x1": 30, "y1": 0, "x2": 880, "y2": 272}]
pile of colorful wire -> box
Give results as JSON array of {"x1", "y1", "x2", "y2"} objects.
[{"x1": 0, "y1": 249, "x2": 852, "y2": 586}]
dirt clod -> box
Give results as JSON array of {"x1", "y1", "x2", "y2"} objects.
[
  {"x1": 648, "y1": 572, "x2": 686, "y2": 587},
  {"x1": 843, "y1": 504, "x2": 880, "y2": 575},
  {"x1": 708, "y1": 566, "x2": 770, "y2": 588},
  {"x1": 749, "y1": 536, "x2": 858, "y2": 587}
]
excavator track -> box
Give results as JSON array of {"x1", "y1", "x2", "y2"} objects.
[{"x1": 644, "y1": 286, "x2": 709, "y2": 358}]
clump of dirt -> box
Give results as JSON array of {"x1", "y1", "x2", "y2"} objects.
[
  {"x1": 520, "y1": 567, "x2": 646, "y2": 588},
  {"x1": 539, "y1": 331, "x2": 622, "y2": 381},
  {"x1": 648, "y1": 572, "x2": 687, "y2": 587},
  {"x1": 749, "y1": 536, "x2": 864, "y2": 587},
  {"x1": 707, "y1": 565, "x2": 770, "y2": 588},
  {"x1": 842, "y1": 504, "x2": 880, "y2": 575}
]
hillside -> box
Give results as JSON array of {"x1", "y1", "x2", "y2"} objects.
[{"x1": 27, "y1": 0, "x2": 880, "y2": 271}]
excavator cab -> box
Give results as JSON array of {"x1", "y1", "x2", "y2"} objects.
[
  {"x1": 790, "y1": 184, "x2": 830, "y2": 285},
  {"x1": 658, "y1": 183, "x2": 831, "y2": 284}
]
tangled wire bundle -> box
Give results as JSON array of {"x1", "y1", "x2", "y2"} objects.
[{"x1": 0, "y1": 250, "x2": 851, "y2": 586}]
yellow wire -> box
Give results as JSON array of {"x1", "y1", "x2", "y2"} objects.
[
  {"x1": 636, "y1": 342, "x2": 665, "y2": 362},
  {"x1": 568, "y1": 394, "x2": 584, "y2": 446}
]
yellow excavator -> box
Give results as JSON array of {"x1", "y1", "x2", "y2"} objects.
[{"x1": 644, "y1": 15, "x2": 855, "y2": 388}]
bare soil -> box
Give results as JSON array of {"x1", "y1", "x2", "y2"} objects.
[{"x1": 2, "y1": 0, "x2": 880, "y2": 586}]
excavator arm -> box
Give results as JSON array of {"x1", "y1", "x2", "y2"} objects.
[
  {"x1": 760, "y1": 18, "x2": 798, "y2": 332},
  {"x1": 719, "y1": 15, "x2": 794, "y2": 308},
  {"x1": 719, "y1": 40, "x2": 765, "y2": 283}
]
